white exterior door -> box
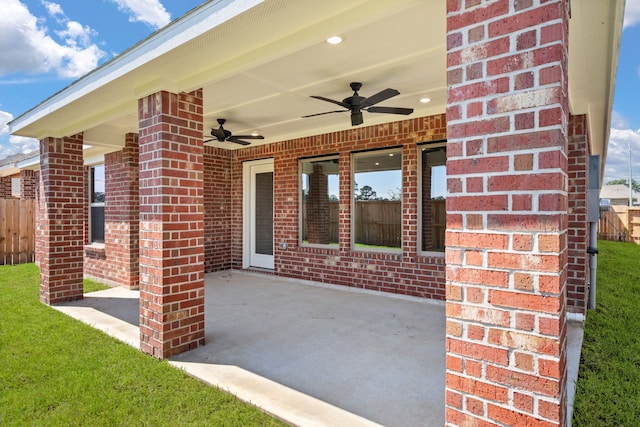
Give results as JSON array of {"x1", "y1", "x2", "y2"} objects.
[{"x1": 243, "y1": 159, "x2": 274, "y2": 269}]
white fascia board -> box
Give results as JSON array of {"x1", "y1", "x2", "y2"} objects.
[
  {"x1": 17, "y1": 155, "x2": 40, "y2": 170},
  {"x1": 0, "y1": 165, "x2": 20, "y2": 177},
  {"x1": 9, "y1": 0, "x2": 264, "y2": 135}
]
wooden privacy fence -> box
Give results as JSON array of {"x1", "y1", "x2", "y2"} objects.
[
  {"x1": 0, "y1": 199, "x2": 36, "y2": 265},
  {"x1": 599, "y1": 208, "x2": 640, "y2": 243},
  {"x1": 302, "y1": 199, "x2": 446, "y2": 248}
]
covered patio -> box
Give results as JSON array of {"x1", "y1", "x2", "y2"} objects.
[
  {"x1": 54, "y1": 271, "x2": 583, "y2": 427},
  {"x1": 7, "y1": 1, "x2": 622, "y2": 425}
]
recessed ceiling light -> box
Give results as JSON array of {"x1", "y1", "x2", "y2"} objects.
[
  {"x1": 326, "y1": 36, "x2": 343, "y2": 45},
  {"x1": 251, "y1": 131, "x2": 259, "y2": 137},
  {"x1": 420, "y1": 97, "x2": 431, "y2": 104},
  {"x1": 388, "y1": 153, "x2": 394, "y2": 157}
]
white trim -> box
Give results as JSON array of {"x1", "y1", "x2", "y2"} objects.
[
  {"x1": 243, "y1": 158, "x2": 274, "y2": 270},
  {"x1": 417, "y1": 141, "x2": 447, "y2": 257},
  {"x1": 299, "y1": 155, "x2": 340, "y2": 249}
]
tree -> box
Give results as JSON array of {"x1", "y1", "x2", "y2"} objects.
[
  {"x1": 606, "y1": 179, "x2": 640, "y2": 193},
  {"x1": 387, "y1": 187, "x2": 402, "y2": 201},
  {"x1": 355, "y1": 185, "x2": 378, "y2": 201}
]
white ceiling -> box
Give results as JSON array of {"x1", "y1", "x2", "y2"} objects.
[{"x1": 9, "y1": 0, "x2": 623, "y2": 168}]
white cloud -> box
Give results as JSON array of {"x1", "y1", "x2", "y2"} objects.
[
  {"x1": 110, "y1": 0, "x2": 171, "y2": 29},
  {"x1": 0, "y1": 110, "x2": 39, "y2": 156},
  {"x1": 604, "y1": 125, "x2": 640, "y2": 185},
  {"x1": 624, "y1": 0, "x2": 640, "y2": 29},
  {"x1": 41, "y1": 0, "x2": 63, "y2": 19},
  {"x1": 0, "y1": 0, "x2": 105, "y2": 78}
]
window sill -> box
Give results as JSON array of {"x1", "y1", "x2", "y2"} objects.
[{"x1": 85, "y1": 243, "x2": 106, "y2": 260}]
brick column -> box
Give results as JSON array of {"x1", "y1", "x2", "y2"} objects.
[
  {"x1": 138, "y1": 89, "x2": 205, "y2": 358},
  {"x1": 20, "y1": 170, "x2": 38, "y2": 200},
  {"x1": 39, "y1": 135, "x2": 85, "y2": 304},
  {"x1": 567, "y1": 115, "x2": 589, "y2": 314},
  {"x1": 307, "y1": 163, "x2": 330, "y2": 244},
  {"x1": 446, "y1": 1, "x2": 569, "y2": 426},
  {"x1": 104, "y1": 133, "x2": 140, "y2": 289}
]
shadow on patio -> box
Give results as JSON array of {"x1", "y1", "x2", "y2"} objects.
[{"x1": 56, "y1": 271, "x2": 446, "y2": 427}]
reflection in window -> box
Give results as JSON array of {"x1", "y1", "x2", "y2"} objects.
[
  {"x1": 300, "y1": 157, "x2": 339, "y2": 246},
  {"x1": 90, "y1": 165, "x2": 105, "y2": 244},
  {"x1": 421, "y1": 145, "x2": 446, "y2": 252},
  {"x1": 353, "y1": 148, "x2": 402, "y2": 250}
]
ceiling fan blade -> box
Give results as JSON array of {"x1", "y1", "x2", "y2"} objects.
[
  {"x1": 310, "y1": 95, "x2": 351, "y2": 109},
  {"x1": 351, "y1": 111, "x2": 364, "y2": 126},
  {"x1": 204, "y1": 138, "x2": 216, "y2": 143},
  {"x1": 360, "y1": 88, "x2": 400, "y2": 108},
  {"x1": 367, "y1": 106, "x2": 414, "y2": 115},
  {"x1": 232, "y1": 134, "x2": 264, "y2": 140},
  {"x1": 302, "y1": 110, "x2": 347, "y2": 118},
  {"x1": 227, "y1": 136, "x2": 251, "y2": 146}
]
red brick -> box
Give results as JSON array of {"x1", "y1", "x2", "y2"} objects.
[
  {"x1": 489, "y1": 289, "x2": 561, "y2": 313},
  {"x1": 446, "y1": 373, "x2": 509, "y2": 403},
  {"x1": 513, "y1": 391, "x2": 534, "y2": 413},
  {"x1": 486, "y1": 365, "x2": 559, "y2": 397},
  {"x1": 466, "y1": 396, "x2": 485, "y2": 415},
  {"x1": 487, "y1": 403, "x2": 557, "y2": 427},
  {"x1": 487, "y1": 328, "x2": 560, "y2": 356},
  {"x1": 447, "y1": 302, "x2": 510, "y2": 327}
]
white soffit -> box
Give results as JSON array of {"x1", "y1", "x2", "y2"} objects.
[{"x1": 568, "y1": 0, "x2": 624, "y2": 164}]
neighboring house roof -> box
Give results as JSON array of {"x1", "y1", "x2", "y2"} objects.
[
  {"x1": 600, "y1": 184, "x2": 640, "y2": 204},
  {"x1": 0, "y1": 151, "x2": 39, "y2": 178},
  {"x1": 6, "y1": 1, "x2": 624, "y2": 179}
]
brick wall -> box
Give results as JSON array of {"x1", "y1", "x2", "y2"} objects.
[
  {"x1": 445, "y1": 1, "x2": 570, "y2": 425},
  {"x1": 228, "y1": 114, "x2": 447, "y2": 299},
  {"x1": 20, "y1": 170, "x2": 38, "y2": 200},
  {"x1": 567, "y1": 114, "x2": 590, "y2": 313},
  {"x1": 0, "y1": 176, "x2": 12, "y2": 198},
  {"x1": 203, "y1": 146, "x2": 232, "y2": 272},
  {"x1": 39, "y1": 135, "x2": 85, "y2": 304},
  {"x1": 138, "y1": 89, "x2": 205, "y2": 358}
]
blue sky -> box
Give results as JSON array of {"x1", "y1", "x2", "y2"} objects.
[{"x1": 1, "y1": 0, "x2": 639, "y2": 187}]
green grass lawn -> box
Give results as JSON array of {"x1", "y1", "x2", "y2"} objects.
[
  {"x1": 572, "y1": 240, "x2": 640, "y2": 426},
  {"x1": 0, "y1": 263, "x2": 286, "y2": 426}
]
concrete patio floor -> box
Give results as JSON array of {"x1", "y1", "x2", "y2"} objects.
[{"x1": 54, "y1": 271, "x2": 584, "y2": 427}]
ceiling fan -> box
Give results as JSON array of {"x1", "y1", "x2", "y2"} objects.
[
  {"x1": 204, "y1": 118, "x2": 264, "y2": 146},
  {"x1": 302, "y1": 82, "x2": 414, "y2": 126}
]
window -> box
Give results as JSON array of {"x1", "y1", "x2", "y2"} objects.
[
  {"x1": 353, "y1": 148, "x2": 402, "y2": 250},
  {"x1": 89, "y1": 165, "x2": 105, "y2": 244},
  {"x1": 11, "y1": 177, "x2": 20, "y2": 198},
  {"x1": 420, "y1": 144, "x2": 446, "y2": 253},
  {"x1": 300, "y1": 156, "x2": 339, "y2": 246}
]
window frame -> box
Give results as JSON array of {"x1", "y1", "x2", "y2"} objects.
[
  {"x1": 89, "y1": 164, "x2": 105, "y2": 245},
  {"x1": 351, "y1": 147, "x2": 403, "y2": 253},
  {"x1": 417, "y1": 141, "x2": 447, "y2": 257},
  {"x1": 299, "y1": 155, "x2": 340, "y2": 249}
]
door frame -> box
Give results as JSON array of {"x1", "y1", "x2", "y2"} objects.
[{"x1": 242, "y1": 158, "x2": 275, "y2": 269}]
